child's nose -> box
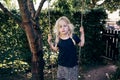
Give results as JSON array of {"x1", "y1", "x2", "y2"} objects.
[{"x1": 61, "y1": 26, "x2": 64, "y2": 29}]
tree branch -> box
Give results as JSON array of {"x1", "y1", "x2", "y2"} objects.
[
  {"x1": 17, "y1": 0, "x2": 31, "y2": 22},
  {"x1": 0, "y1": 2, "x2": 22, "y2": 27},
  {"x1": 27, "y1": 0, "x2": 35, "y2": 18},
  {"x1": 27, "y1": 0, "x2": 37, "y2": 26},
  {"x1": 35, "y1": 0, "x2": 46, "y2": 19}
]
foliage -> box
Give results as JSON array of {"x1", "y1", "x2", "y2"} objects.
[
  {"x1": 0, "y1": 10, "x2": 31, "y2": 79},
  {"x1": 74, "y1": 8, "x2": 107, "y2": 65},
  {"x1": 111, "y1": 58, "x2": 120, "y2": 80},
  {"x1": 103, "y1": 0, "x2": 120, "y2": 12},
  {"x1": 52, "y1": 0, "x2": 73, "y2": 18},
  {"x1": 53, "y1": 0, "x2": 120, "y2": 13},
  {"x1": 116, "y1": 20, "x2": 120, "y2": 26}
]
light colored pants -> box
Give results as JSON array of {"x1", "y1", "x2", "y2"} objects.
[{"x1": 57, "y1": 65, "x2": 78, "y2": 80}]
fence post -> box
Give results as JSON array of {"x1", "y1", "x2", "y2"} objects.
[{"x1": 102, "y1": 29, "x2": 119, "y2": 60}]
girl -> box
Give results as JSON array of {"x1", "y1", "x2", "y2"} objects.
[{"x1": 47, "y1": 16, "x2": 85, "y2": 80}]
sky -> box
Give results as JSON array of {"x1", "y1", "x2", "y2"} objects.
[
  {"x1": 34, "y1": 0, "x2": 48, "y2": 10},
  {"x1": 34, "y1": 0, "x2": 55, "y2": 10},
  {"x1": 106, "y1": 10, "x2": 120, "y2": 21}
]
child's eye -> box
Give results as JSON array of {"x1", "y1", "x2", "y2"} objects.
[
  {"x1": 59, "y1": 25, "x2": 67, "y2": 28},
  {"x1": 64, "y1": 25, "x2": 67, "y2": 27},
  {"x1": 59, "y1": 25, "x2": 62, "y2": 28}
]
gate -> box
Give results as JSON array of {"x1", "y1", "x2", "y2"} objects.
[{"x1": 102, "y1": 29, "x2": 119, "y2": 60}]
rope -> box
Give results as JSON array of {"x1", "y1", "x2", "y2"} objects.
[
  {"x1": 48, "y1": 0, "x2": 51, "y2": 34},
  {"x1": 78, "y1": 0, "x2": 84, "y2": 63},
  {"x1": 48, "y1": 0, "x2": 55, "y2": 80},
  {"x1": 80, "y1": 3, "x2": 83, "y2": 27},
  {"x1": 78, "y1": 0, "x2": 85, "y2": 79}
]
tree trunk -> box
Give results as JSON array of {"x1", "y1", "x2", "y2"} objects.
[
  {"x1": 31, "y1": 22, "x2": 45, "y2": 80},
  {"x1": 23, "y1": 21, "x2": 44, "y2": 80},
  {"x1": 0, "y1": 0, "x2": 46, "y2": 79},
  {"x1": 17, "y1": 0, "x2": 45, "y2": 79}
]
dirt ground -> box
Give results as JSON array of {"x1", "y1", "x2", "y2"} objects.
[
  {"x1": 44, "y1": 64, "x2": 117, "y2": 80},
  {"x1": 0, "y1": 64, "x2": 117, "y2": 80},
  {"x1": 80, "y1": 64, "x2": 117, "y2": 80}
]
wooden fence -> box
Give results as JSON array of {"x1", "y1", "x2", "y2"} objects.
[{"x1": 102, "y1": 29, "x2": 119, "y2": 60}]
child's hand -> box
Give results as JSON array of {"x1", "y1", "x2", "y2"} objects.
[
  {"x1": 47, "y1": 34, "x2": 52, "y2": 44},
  {"x1": 80, "y1": 26, "x2": 84, "y2": 33}
]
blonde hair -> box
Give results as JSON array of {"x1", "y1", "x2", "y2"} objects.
[{"x1": 53, "y1": 16, "x2": 75, "y2": 45}]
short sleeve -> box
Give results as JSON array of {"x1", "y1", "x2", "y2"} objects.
[{"x1": 72, "y1": 34, "x2": 81, "y2": 44}]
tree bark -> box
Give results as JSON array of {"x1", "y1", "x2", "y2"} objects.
[{"x1": 17, "y1": 0, "x2": 45, "y2": 80}]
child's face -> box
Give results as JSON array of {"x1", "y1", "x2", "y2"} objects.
[{"x1": 58, "y1": 20, "x2": 69, "y2": 35}]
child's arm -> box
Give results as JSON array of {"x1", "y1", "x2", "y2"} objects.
[
  {"x1": 79, "y1": 26, "x2": 85, "y2": 47},
  {"x1": 47, "y1": 34, "x2": 58, "y2": 52}
]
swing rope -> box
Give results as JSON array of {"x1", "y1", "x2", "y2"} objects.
[
  {"x1": 78, "y1": 1, "x2": 83, "y2": 61},
  {"x1": 78, "y1": 0, "x2": 85, "y2": 78},
  {"x1": 48, "y1": 0, "x2": 55, "y2": 80},
  {"x1": 48, "y1": 0, "x2": 51, "y2": 34}
]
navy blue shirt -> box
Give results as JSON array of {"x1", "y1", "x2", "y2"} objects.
[{"x1": 57, "y1": 34, "x2": 80, "y2": 67}]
